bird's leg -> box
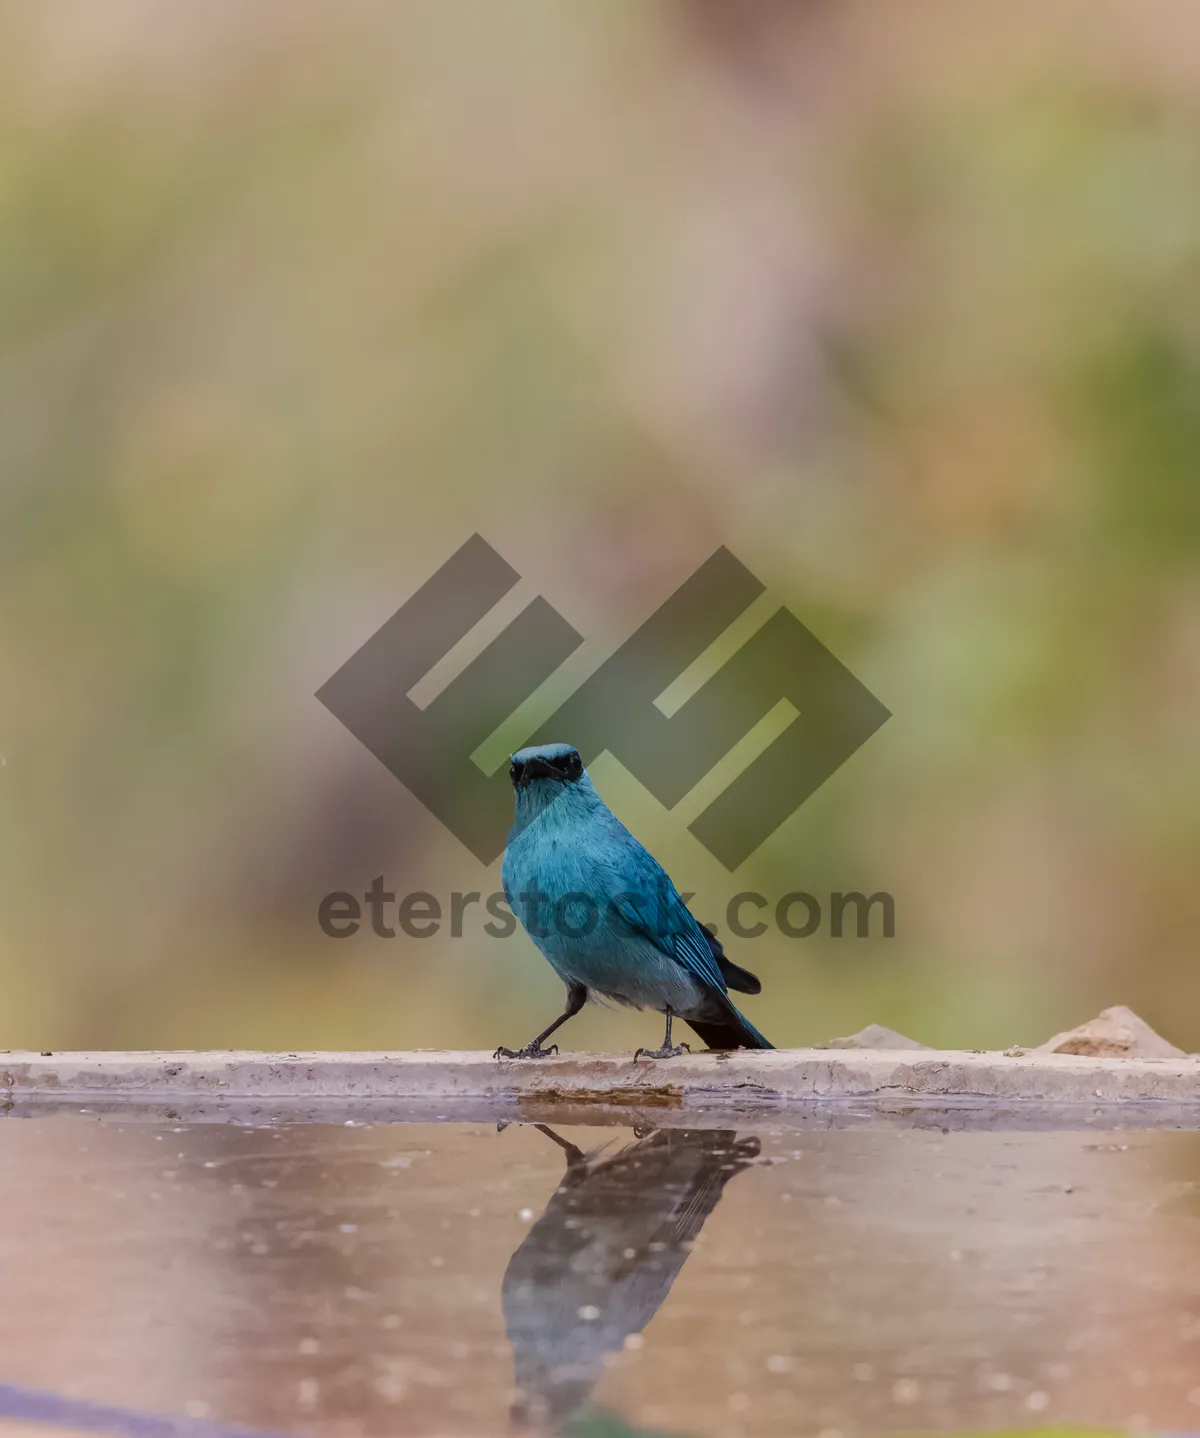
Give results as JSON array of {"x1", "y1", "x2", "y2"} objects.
[
  {"x1": 634, "y1": 1007, "x2": 691, "y2": 1061},
  {"x1": 495, "y1": 1121, "x2": 589, "y2": 1168},
  {"x1": 494, "y1": 983, "x2": 587, "y2": 1060},
  {"x1": 530, "y1": 1123, "x2": 588, "y2": 1168}
]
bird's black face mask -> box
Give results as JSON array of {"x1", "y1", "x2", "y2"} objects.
[{"x1": 509, "y1": 749, "x2": 583, "y2": 790}]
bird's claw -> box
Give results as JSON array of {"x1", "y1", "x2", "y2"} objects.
[
  {"x1": 633, "y1": 1042, "x2": 690, "y2": 1061},
  {"x1": 493, "y1": 1042, "x2": 560, "y2": 1060}
]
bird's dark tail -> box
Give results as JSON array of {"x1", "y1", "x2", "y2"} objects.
[{"x1": 686, "y1": 1006, "x2": 774, "y2": 1051}]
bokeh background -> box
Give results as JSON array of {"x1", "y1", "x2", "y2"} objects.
[{"x1": 2, "y1": 0, "x2": 1198, "y2": 1053}]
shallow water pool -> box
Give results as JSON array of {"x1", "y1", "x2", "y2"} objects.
[{"x1": 1, "y1": 1112, "x2": 1199, "y2": 1437}]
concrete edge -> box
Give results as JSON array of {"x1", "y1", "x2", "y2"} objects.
[{"x1": 3, "y1": 1048, "x2": 1200, "y2": 1109}]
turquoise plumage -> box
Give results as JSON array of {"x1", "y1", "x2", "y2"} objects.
[{"x1": 496, "y1": 742, "x2": 773, "y2": 1058}]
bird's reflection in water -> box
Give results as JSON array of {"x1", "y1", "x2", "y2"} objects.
[{"x1": 502, "y1": 1123, "x2": 760, "y2": 1435}]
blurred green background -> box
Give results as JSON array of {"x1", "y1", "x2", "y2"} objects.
[{"x1": 2, "y1": 0, "x2": 1197, "y2": 1053}]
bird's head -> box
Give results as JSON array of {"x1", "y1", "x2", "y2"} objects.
[
  {"x1": 507, "y1": 743, "x2": 602, "y2": 831},
  {"x1": 508, "y1": 742, "x2": 584, "y2": 792}
]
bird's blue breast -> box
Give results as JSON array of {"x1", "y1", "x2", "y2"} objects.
[{"x1": 502, "y1": 802, "x2": 706, "y2": 1014}]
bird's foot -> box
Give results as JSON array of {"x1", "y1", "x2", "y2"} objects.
[
  {"x1": 493, "y1": 1042, "x2": 560, "y2": 1060},
  {"x1": 633, "y1": 1042, "x2": 690, "y2": 1061}
]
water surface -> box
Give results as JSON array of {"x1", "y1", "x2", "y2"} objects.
[{"x1": 2, "y1": 1114, "x2": 1199, "y2": 1437}]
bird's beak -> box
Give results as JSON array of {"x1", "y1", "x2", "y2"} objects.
[{"x1": 516, "y1": 756, "x2": 557, "y2": 788}]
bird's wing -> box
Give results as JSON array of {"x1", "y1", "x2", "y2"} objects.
[
  {"x1": 668, "y1": 915, "x2": 728, "y2": 994},
  {"x1": 607, "y1": 852, "x2": 728, "y2": 995}
]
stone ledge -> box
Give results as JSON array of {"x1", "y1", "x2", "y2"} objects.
[{"x1": 3, "y1": 1048, "x2": 1199, "y2": 1111}]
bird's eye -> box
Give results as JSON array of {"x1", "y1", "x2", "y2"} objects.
[{"x1": 509, "y1": 760, "x2": 524, "y2": 784}]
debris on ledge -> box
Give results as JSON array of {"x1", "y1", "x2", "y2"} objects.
[
  {"x1": 1035, "y1": 1005, "x2": 1186, "y2": 1060},
  {"x1": 821, "y1": 1023, "x2": 930, "y2": 1051}
]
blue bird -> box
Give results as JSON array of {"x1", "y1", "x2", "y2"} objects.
[{"x1": 495, "y1": 742, "x2": 773, "y2": 1059}]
